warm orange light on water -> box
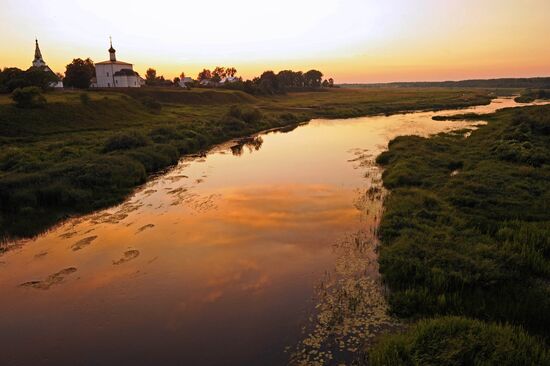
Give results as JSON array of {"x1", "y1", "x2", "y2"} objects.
[{"x1": 1, "y1": 98, "x2": 544, "y2": 365}]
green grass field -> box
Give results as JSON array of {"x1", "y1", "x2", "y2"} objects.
[
  {"x1": 0, "y1": 87, "x2": 491, "y2": 243},
  {"x1": 371, "y1": 103, "x2": 550, "y2": 363}
]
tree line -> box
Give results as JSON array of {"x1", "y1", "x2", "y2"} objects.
[
  {"x1": 0, "y1": 67, "x2": 59, "y2": 93},
  {"x1": 240, "y1": 69, "x2": 335, "y2": 95},
  {"x1": 0, "y1": 58, "x2": 96, "y2": 92},
  {"x1": 1, "y1": 57, "x2": 335, "y2": 95}
]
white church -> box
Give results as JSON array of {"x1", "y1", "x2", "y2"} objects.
[
  {"x1": 31, "y1": 39, "x2": 63, "y2": 88},
  {"x1": 92, "y1": 39, "x2": 141, "y2": 88}
]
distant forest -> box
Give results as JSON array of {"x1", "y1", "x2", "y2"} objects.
[{"x1": 342, "y1": 77, "x2": 550, "y2": 89}]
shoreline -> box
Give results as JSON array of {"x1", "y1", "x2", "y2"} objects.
[{"x1": 0, "y1": 88, "x2": 493, "y2": 247}]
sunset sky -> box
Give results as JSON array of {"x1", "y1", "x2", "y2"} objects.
[{"x1": 1, "y1": 0, "x2": 549, "y2": 83}]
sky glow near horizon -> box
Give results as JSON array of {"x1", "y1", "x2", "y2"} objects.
[{"x1": 1, "y1": 0, "x2": 549, "y2": 83}]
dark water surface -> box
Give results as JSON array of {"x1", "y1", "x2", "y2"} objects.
[{"x1": 0, "y1": 98, "x2": 544, "y2": 366}]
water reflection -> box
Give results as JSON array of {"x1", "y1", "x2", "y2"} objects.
[
  {"x1": 289, "y1": 157, "x2": 396, "y2": 366},
  {"x1": 0, "y1": 98, "x2": 545, "y2": 366},
  {"x1": 230, "y1": 136, "x2": 264, "y2": 156}
]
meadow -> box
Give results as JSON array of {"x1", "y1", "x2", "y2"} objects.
[
  {"x1": 0, "y1": 87, "x2": 492, "y2": 243},
  {"x1": 372, "y1": 103, "x2": 550, "y2": 363}
]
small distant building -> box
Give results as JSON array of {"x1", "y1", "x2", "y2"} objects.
[
  {"x1": 220, "y1": 76, "x2": 240, "y2": 84},
  {"x1": 178, "y1": 77, "x2": 194, "y2": 88},
  {"x1": 30, "y1": 39, "x2": 63, "y2": 88},
  {"x1": 93, "y1": 39, "x2": 140, "y2": 88},
  {"x1": 199, "y1": 79, "x2": 217, "y2": 87}
]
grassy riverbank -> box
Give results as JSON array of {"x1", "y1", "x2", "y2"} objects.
[
  {"x1": 0, "y1": 87, "x2": 491, "y2": 244},
  {"x1": 369, "y1": 317, "x2": 549, "y2": 365},
  {"x1": 372, "y1": 104, "x2": 550, "y2": 362}
]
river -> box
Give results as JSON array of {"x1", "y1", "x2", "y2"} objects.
[{"x1": 0, "y1": 97, "x2": 544, "y2": 366}]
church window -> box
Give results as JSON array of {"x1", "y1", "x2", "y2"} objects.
[{"x1": 107, "y1": 72, "x2": 109, "y2": 77}]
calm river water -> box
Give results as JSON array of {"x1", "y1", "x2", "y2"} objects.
[{"x1": 0, "y1": 98, "x2": 543, "y2": 365}]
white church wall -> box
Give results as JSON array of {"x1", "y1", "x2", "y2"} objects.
[
  {"x1": 96, "y1": 63, "x2": 133, "y2": 88},
  {"x1": 113, "y1": 75, "x2": 140, "y2": 88}
]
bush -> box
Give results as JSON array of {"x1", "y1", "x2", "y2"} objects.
[
  {"x1": 241, "y1": 107, "x2": 262, "y2": 124},
  {"x1": 103, "y1": 132, "x2": 149, "y2": 152},
  {"x1": 279, "y1": 112, "x2": 298, "y2": 123},
  {"x1": 225, "y1": 105, "x2": 262, "y2": 124},
  {"x1": 64, "y1": 156, "x2": 146, "y2": 190},
  {"x1": 125, "y1": 144, "x2": 179, "y2": 172},
  {"x1": 222, "y1": 116, "x2": 247, "y2": 132},
  {"x1": 228, "y1": 105, "x2": 242, "y2": 119},
  {"x1": 11, "y1": 87, "x2": 47, "y2": 108},
  {"x1": 149, "y1": 126, "x2": 180, "y2": 143},
  {"x1": 140, "y1": 97, "x2": 162, "y2": 112},
  {"x1": 369, "y1": 317, "x2": 550, "y2": 366}
]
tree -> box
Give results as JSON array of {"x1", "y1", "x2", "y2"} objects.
[
  {"x1": 0, "y1": 67, "x2": 24, "y2": 92},
  {"x1": 304, "y1": 69, "x2": 323, "y2": 88},
  {"x1": 277, "y1": 70, "x2": 307, "y2": 90},
  {"x1": 180, "y1": 72, "x2": 186, "y2": 79},
  {"x1": 322, "y1": 79, "x2": 330, "y2": 87},
  {"x1": 243, "y1": 80, "x2": 257, "y2": 94},
  {"x1": 25, "y1": 68, "x2": 59, "y2": 90},
  {"x1": 328, "y1": 78, "x2": 335, "y2": 87},
  {"x1": 197, "y1": 69, "x2": 212, "y2": 81},
  {"x1": 173, "y1": 77, "x2": 180, "y2": 86},
  {"x1": 145, "y1": 68, "x2": 157, "y2": 85},
  {"x1": 258, "y1": 71, "x2": 278, "y2": 94},
  {"x1": 225, "y1": 67, "x2": 237, "y2": 78},
  {"x1": 212, "y1": 66, "x2": 226, "y2": 83},
  {"x1": 276, "y1": 70, "x2": 293, "y2": 91},
  {"x1": 64, "y1": 58, "x2": 95, "y2": 89}
]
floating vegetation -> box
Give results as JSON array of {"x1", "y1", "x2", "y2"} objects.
[
  {"x1": 113, "y1": 250, "x2": 140, "y2": 265},
  {"x1": 164, "y1": 175, "x2": 188, "y2": 183},
  {"x1": 168, "y1": 186, "x2": 220, "y2": 212},
  {"x1": 347, "y1": 148, "x2": 374, "y2": 170},
  {"x1": 59, "y1": 231, "x2": 78, "y2": 239},
  {"x1": 71, "y1": 235, "x2": 98, "y2": 251},
  {"x1": 290, "y1": 148, "x2": 399, "y2": 365},
  {"x1": 19, "y1": 267, "x2": 77, "y2": 290},
  {"x1": 136, "y1": 224, "x2": 155, "y2": 234},
  {"x1": 89, "y1": 201, "x2": 143, "y2": 225}
]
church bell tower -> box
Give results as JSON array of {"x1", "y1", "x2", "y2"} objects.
[
  {"x1": 108, "y1": 37, "x2": 116, "y2": 62},
  {"x1": 33, "y1": 39, "x2": 46, "y2": 68}
]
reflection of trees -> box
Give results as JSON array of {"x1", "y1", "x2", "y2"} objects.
[
  {"x1": 230, "y1": 144, "x2": 244, "y2": 156},
  {"x1": 230, "y1": 136, "x2": 264, "y2": 156}
]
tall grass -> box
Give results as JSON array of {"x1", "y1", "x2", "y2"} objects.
[
  {"x1": 376, "y1": 105, "x2": 550, "y2": 337},
  {"x1": 369, "y1": 317, "x2": 550, "y2": 365}
]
